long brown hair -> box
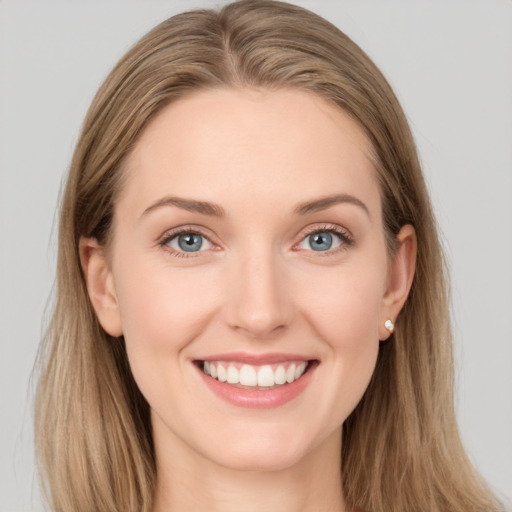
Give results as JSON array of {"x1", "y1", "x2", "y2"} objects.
[{"x1": 35, "y1": 2, "x2": 504, "y2": 511}]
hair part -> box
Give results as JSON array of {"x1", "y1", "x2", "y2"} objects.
[{"x1": 35, "y1": 2, "x2": 504, "y2": 511}]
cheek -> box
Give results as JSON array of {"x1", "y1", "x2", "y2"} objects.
[
  {"x1": 297, "y1": 258, "x2": 386, "y2": 347},
  {"x1": 294, "y1": 258, "x2": 385, "y2": 416},
  {"x1": 112, "y1": 255, "x2": 221, "y2": 380}
]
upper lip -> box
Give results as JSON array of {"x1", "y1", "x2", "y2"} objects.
[{"x1": 197, "y1": 352, "x2": 314, "y2": 365}]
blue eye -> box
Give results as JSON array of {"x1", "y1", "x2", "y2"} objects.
[
  {"x1": 167, "y1": 232, "x2": 212, "y2": 253},
  {"x1": 307, "y1": 231, "x2": 333, "y2": 251},
  {"x1": 309, "y1": 232, "x2": 333, "y2": 251},
  {"x1": 298, "y1": 229, "x2": 346, "y2": 252}
]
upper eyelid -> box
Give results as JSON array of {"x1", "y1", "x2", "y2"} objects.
[
  {"x1": 298, "y1": 223, "x2": 353, "y2": 240},
  {"x1": 159, "y1": 225, "x2": 215, "y2": 243}
]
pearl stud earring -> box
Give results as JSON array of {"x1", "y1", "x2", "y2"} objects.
[{"x1": 384, "y1": 319, "x2": 394, "y2": 333}]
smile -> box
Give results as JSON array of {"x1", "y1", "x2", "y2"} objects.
[
  {"x1": 202, "y1": 360, "x2": 309, "y2": 389},
  {"x1": 194, "y1": 355, "x2": 318, "y2": 409}
]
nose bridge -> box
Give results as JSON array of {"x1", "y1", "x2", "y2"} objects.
[{"x1": 225, "y1": 240, "x2": 292, "y2": 338}]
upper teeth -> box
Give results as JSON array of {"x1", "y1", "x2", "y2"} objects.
[{"x1": 203, "y1": 361, "x2": 308, "y2": 387}]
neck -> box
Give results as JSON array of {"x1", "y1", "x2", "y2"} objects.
[{"x1": 152, "y1": 428, "x2": 346, "y2": 512}]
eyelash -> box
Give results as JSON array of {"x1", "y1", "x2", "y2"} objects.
[
  {"x1": 158, "y1": 226, "x2": 213, "y2": 258},
  {"x1": 158, "y1": 224, "x2": 354, "y2": 258},
  {"x1": 296, "y1": 224, "x2": 354, "y2": 255}
]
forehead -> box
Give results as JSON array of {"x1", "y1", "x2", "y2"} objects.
[{"x1": 120, "y1": 87, "x2": 379, "y2": 219}]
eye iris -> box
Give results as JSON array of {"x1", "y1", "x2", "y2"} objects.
[
  {"x1": 309, "y1": 232, "x2": 333, "y2": 251},
  {"x1": 178, "y1": 233, "x2": 203, "y2": 252}
]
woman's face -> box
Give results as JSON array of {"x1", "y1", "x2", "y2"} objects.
[{"x1": 84, "y1": 88, "x2": 413, "y2": 472}]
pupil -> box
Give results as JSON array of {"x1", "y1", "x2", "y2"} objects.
[
  {"x1": 311, "y1": 232, "x2": 332, "y2": 251},
  {"x1": 179, "y1": 233, "x2": 202, "y2": 252}
]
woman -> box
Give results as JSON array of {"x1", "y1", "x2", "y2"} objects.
[{"x1": 34, "y1": 1, "x2": 505, "y2": 511}]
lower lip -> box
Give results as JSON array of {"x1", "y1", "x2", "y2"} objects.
[{"x1": 195, "y1": 362, "x2": 317, "y2": 409}]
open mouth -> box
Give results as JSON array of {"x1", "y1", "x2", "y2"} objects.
[{"x1": 195, "y1": 360, "x2": 317, "y2": 390}]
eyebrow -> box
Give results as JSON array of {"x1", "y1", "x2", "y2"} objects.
[
  {"x1": 141, "y1": 193, "x2": 370, "y2": 219},
  {"x1": 294, "y1": 194, "x2": 370, "y2": 218},
  {"x1": 141, "y1": 196, "x2": 226, "y2": 218}
]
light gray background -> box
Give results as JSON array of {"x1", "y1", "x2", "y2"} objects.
[{"x1": 1, "y1": 1, "x2": 511, "y2": 510}]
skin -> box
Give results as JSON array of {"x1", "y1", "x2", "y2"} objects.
[{"x1": 81, "y1": 88, "x2": 416, "y2": 512}]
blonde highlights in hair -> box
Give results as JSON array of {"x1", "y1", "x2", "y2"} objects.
[{"x1": 35, "y1": 2, "x2": 504, "y2": 511}]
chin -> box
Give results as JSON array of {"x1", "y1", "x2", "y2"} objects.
[
  {"x1": 204, "y1": 438, "x2": 312, "y2": 473},
  {"x1": 195, "y1": 419, "x2": 339, "y2": 474}
]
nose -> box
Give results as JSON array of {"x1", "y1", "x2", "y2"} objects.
[{"x1": 224, "y1": 249, "x2": 293, "y2": 339}]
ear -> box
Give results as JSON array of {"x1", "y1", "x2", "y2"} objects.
[
  {"x1": 379, "y1": 224, "x2": 417, "y2": 340},
  {"x1": 79, "y1": 237, "x2": 123, "y2": 337}
]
